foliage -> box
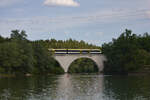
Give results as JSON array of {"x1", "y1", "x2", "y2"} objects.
[
  {"x1": 0, "y1": 30, "x2": 100, "y2": 75},
  {"x1": 68, "y1": 58, "x2": 99, "y2": 73},
  {"x1": 0, "y1": 30, "x2": 34, "y2": 74},
  {"x1": 31, "y1": 41, "x2": 64, "y2": 74},
  {"x1": 33, "y1": 38, "x2": 100, "y2": 49},
  {"x1": 102, "y1": 29, "x2": 150, "y2": 74}
]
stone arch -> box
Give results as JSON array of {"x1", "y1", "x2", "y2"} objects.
[{"x1": 53, "y1": 54, "x2": 106, "y2": 73}]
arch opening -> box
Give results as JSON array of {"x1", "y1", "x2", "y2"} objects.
[{"x1": 68, "y1": 58, "x2": 99, "y2": 73}]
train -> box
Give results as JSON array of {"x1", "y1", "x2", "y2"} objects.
[{"x1": 48, "y1": 49, "x2": 102, "y2": 54}]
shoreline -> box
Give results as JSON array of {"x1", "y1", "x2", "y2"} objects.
[{"x1": 1, "y1": 72, "x2": 150, "y2": 78}]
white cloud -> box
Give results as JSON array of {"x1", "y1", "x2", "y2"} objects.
[
  {"x1": 0, "y1": 9, "x2": 150, "y2": 40},
  {"x1": 44, "y1": 0, "x2": 79, "y2": 7},
  {"x1": 0, "y1": 0, "x2": 21, "y2": 7}
]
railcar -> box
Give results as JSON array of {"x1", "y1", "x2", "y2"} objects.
[{"x1": 48, "y1": 49, "x2": 102, "y2": 54}]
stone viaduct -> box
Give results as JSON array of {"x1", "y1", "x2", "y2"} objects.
[{"x1": 53, "y1": 54, "x2": 106, "y2": 72}]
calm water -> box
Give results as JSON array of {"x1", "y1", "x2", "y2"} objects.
[{"x1": 0, "y1": 74, "x2": 150, "y2": 100}]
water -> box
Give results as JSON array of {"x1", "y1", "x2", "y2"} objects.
[{"x1": 0, "y1": 74, "x2": 150, "y2": 100}]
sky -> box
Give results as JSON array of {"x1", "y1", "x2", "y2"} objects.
[{"x1": 0, "y1": 0, "x2": 150, "y2": 46}]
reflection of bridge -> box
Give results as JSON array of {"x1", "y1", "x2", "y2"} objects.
[{"x1": 49, "y1": 49, "x2": 106, "y2": 72}]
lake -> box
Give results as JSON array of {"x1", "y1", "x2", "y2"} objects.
[{"x1": 0, "y1": 74, "x2": 150, "y2": 100}]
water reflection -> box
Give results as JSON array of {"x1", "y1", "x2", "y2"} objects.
[
  {"x1": 103, "y1": 76, "x2": 150, "y2": 100},
  {"x1": 0, "y1": 74, "x2": 150, "y2": 100},
  {"x1": 54, "y1": 74, "x2": 104, "y2": 100}
]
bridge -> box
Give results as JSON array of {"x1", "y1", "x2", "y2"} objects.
[{"x1": 49, "y1": 49, "x2": 106, "y2": 72}]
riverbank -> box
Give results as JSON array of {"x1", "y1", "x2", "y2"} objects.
[
  {"x1": 0, "y1": 73, "x2": 63, "y2": 78},
  {"x1": 1, "y1": 71, "x2": 150, "y2": 78}
]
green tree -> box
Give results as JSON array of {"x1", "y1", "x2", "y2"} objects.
[{"x1": 102, "y1": 29, "x2": 150, "y2": 74}]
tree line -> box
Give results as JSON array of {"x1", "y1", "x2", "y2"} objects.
[
  {"x1": 0, "y1": 30, "x2": 100, "y2": 75},
  {"x1": 102, "y1": 29, "x2": 150, "y2": 74},
  {"x1": 1, "y1": 29, "x2": 150, "y2": 75}
]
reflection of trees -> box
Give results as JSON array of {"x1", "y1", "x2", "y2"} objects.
[
  {"x1": 1, "y1": 75, "x2": 149, "y2": 100},
  {"x1": 0, "y1": 77, "x2": 31, "y2": 100},
  {"x1": 103, "y1": 76, "x2": 150, "y2": 100},
  {"x1": 0, "y1": 74, "x2": 104, "y2": 100},
  {"x1": 0, "y1": 76, "x2": 58, "y2": 100}
]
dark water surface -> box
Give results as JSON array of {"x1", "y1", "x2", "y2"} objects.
[{"x1": 0, "y1": 74, "x2": 150, "y2": 100}]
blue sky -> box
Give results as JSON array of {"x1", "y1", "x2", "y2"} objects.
[{"x1": 0, "y1": 0, "x2": 150, "y2": 46}]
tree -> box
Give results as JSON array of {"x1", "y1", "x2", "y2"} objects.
[
  {"x1": 102, "y1": 29, "x2": 150, "y2": 74},
  {"x1": 11, "y1": 30, "x2": 27, "y2": 41},
  {"x1": 0, "y1": 29, "x2": 100, "y2": 75}
]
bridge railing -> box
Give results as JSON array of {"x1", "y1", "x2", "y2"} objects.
[{"x1": 48, "y1": 49, "x2": 102, "y2": 54}]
